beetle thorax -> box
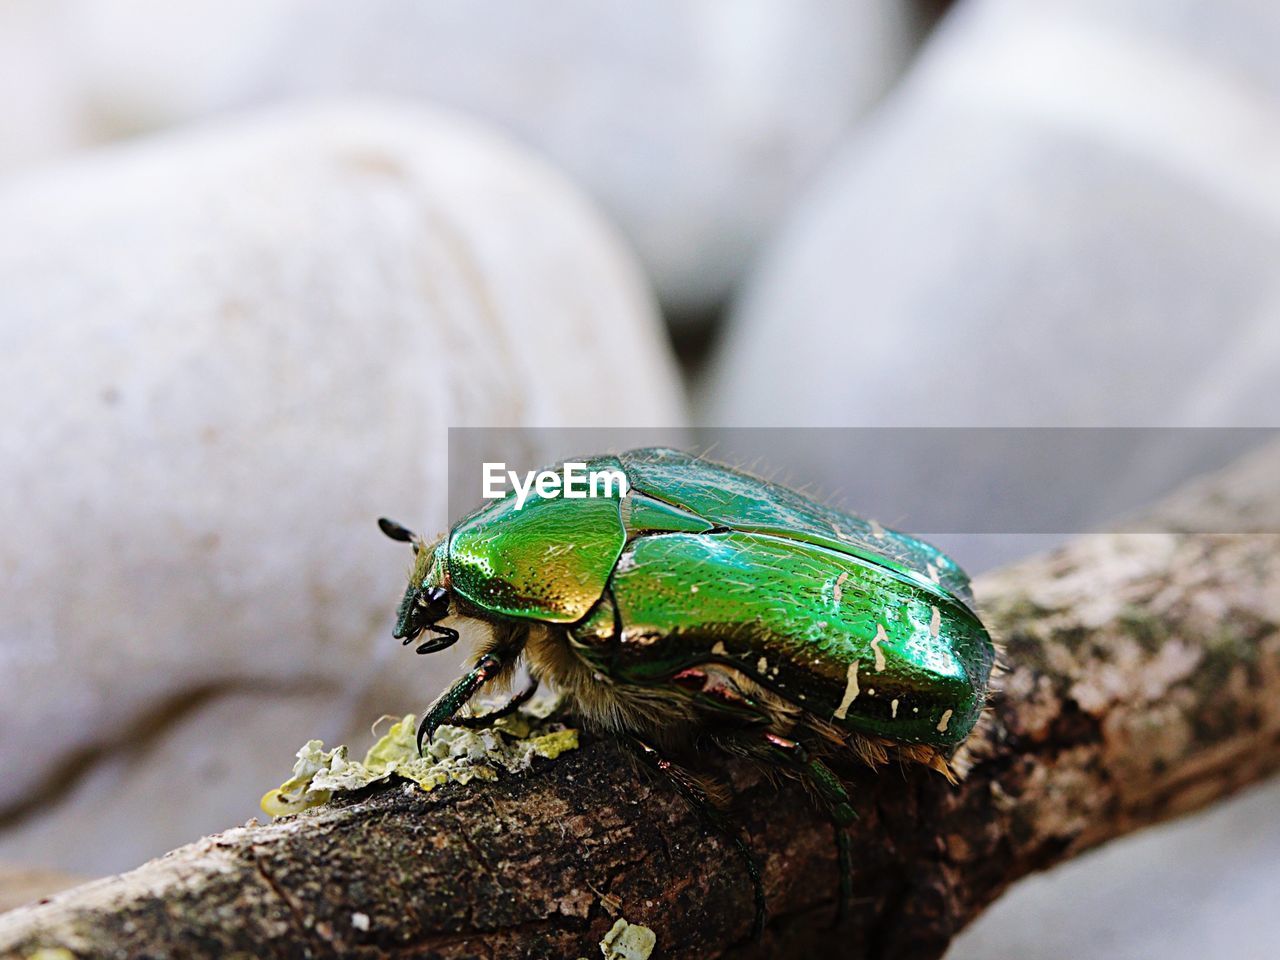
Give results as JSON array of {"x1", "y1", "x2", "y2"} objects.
[{"x1": 523, "y1": 625, "x2": 697, "y2": 741}]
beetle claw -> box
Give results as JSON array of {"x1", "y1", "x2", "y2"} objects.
[
  {"x1": 416, "y1": 653, "x2": 508, "y2": 755},
  {"x1": 454, "y1": 679, "x2": 541, "y2": 728},
  {"x1": 415, "y1": 713, "x2": 433, "y2": 756}
]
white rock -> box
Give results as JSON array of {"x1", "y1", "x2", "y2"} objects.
[
  {"x1": 707, "y1": 0, "x2": 1280, "y2": 427},
  {"x1": 0, "y1": 692, "x2": 342, "y2": 878},
  {"x1": 0, "y1": 0, "x2": 919, "y2": 314},
  {"x1": 0, "y1": 101, "x2": 683, "y2": 873},
  {"x1": 701, "y1": 0, "x2": 1280, "y2": 567}
]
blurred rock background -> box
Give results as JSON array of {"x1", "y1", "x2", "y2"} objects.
[
  {"x1": 0, "y1": 99, "x2": 683, "y2": 872},
  {"x1": 0, "y1": 0, "x2": 1277, "y2": 956},
  {"x1": 0, "y1": 0, "x2": 926, "y2": 319}
]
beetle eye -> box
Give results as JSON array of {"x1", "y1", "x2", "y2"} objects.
[{"x1": 417, "y1": 585, "x2": 449, "y2": 614}]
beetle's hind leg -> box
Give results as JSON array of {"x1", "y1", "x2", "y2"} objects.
[
  {"x1": 717, "y1": 730, "x2": 857, "y2": 926},
  {"x1": 624, "y1": 735, "x2": 767, "y2": 940},
  {"x1": 775, "y1": 736, "x2": 857, "y2": 926}
]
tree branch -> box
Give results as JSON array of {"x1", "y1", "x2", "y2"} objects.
[{"x1": 3, "y1": 446, "x2": 1279, "y2": 960}]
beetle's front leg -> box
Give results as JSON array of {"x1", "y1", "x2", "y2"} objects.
[
  {"x1": 454, "y1": 678, "x2": 541, "y2": 729},
  {"x1": 416, "y1": 651, "x2": 512, "y2": 754}
]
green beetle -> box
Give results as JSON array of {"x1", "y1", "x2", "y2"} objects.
[{"x1": 379, "y1": 447, "x2": 994, "y2": 932}]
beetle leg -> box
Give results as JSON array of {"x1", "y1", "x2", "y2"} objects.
[
  {"x1": 671, "y1": 666, "x2": 773, "y2": 729},
  {"x1": 785, "y1": 745, "x2": 856, "y2": 925},
  {"x1": 738, "y1": 732, "x2": 856, "y2": 926},
  {"x1": 624, "y1": 735, "x2": 767, "y2": 940},
  {"x1": 416, "y1": 652, "x2": 508, "y2": 755},
  {"x1": 453, "y1": 678, "x2": 541, "y2": 729}
]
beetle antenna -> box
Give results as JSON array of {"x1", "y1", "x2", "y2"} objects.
[{"x1": 378, "y1": 517, "x2": 420, "y2": 553}]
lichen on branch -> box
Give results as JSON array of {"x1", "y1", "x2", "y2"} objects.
[{"x1": 260, "y1": 707, "x2": 578, "y2": 817}]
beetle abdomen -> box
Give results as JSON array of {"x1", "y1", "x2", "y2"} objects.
[{"x1": 597, "y1": 530, "x2": 993, "y2": 747}]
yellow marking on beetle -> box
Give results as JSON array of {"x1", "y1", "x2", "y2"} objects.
[
  {"x1": 870, "y1": 623, "x2": 888, "y2": 672},
  {"x1": 711, "y1": 641, "x2": 728, "y2": 656},
  {"x1": 891, "y1": 698, "x2": 900, "y2": 718},
  {"x1": 930, "y1": 605, "x2": 941, "y2": 637},
  {"x1": 833, "y1": 662, "x2": 860, "y2": 719},
  {"x1": 757, "y1": 656, "x2": 768, "y2": 674},
  {"x1": 833, "y1": 571, "x2": 849, "y2": 603},
  {"x1": 937, "y1": 709, "x2": 953, "y2": 733}
]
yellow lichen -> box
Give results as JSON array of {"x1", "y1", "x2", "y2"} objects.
[
  {"x1": 260, "y1": 709, "x2": 578, "y2": 817},
  {"x1": 599, "y1": 918, "x2": 657, "y2": 959},
  {"x1": 529, "y1": 728, "x2": 579, "y2": 760}
]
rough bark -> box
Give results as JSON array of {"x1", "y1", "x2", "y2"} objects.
[{"x1": 2, "y1": 444, "x2": 1278, "y2": 960}]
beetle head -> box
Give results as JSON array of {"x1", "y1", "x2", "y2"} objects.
[
  {"x1": 379, "y1": 517, "x2": 459, "y2": 654},
  {"x1": 393, "y1": 582, "x2": 456, "y2": 649}
]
